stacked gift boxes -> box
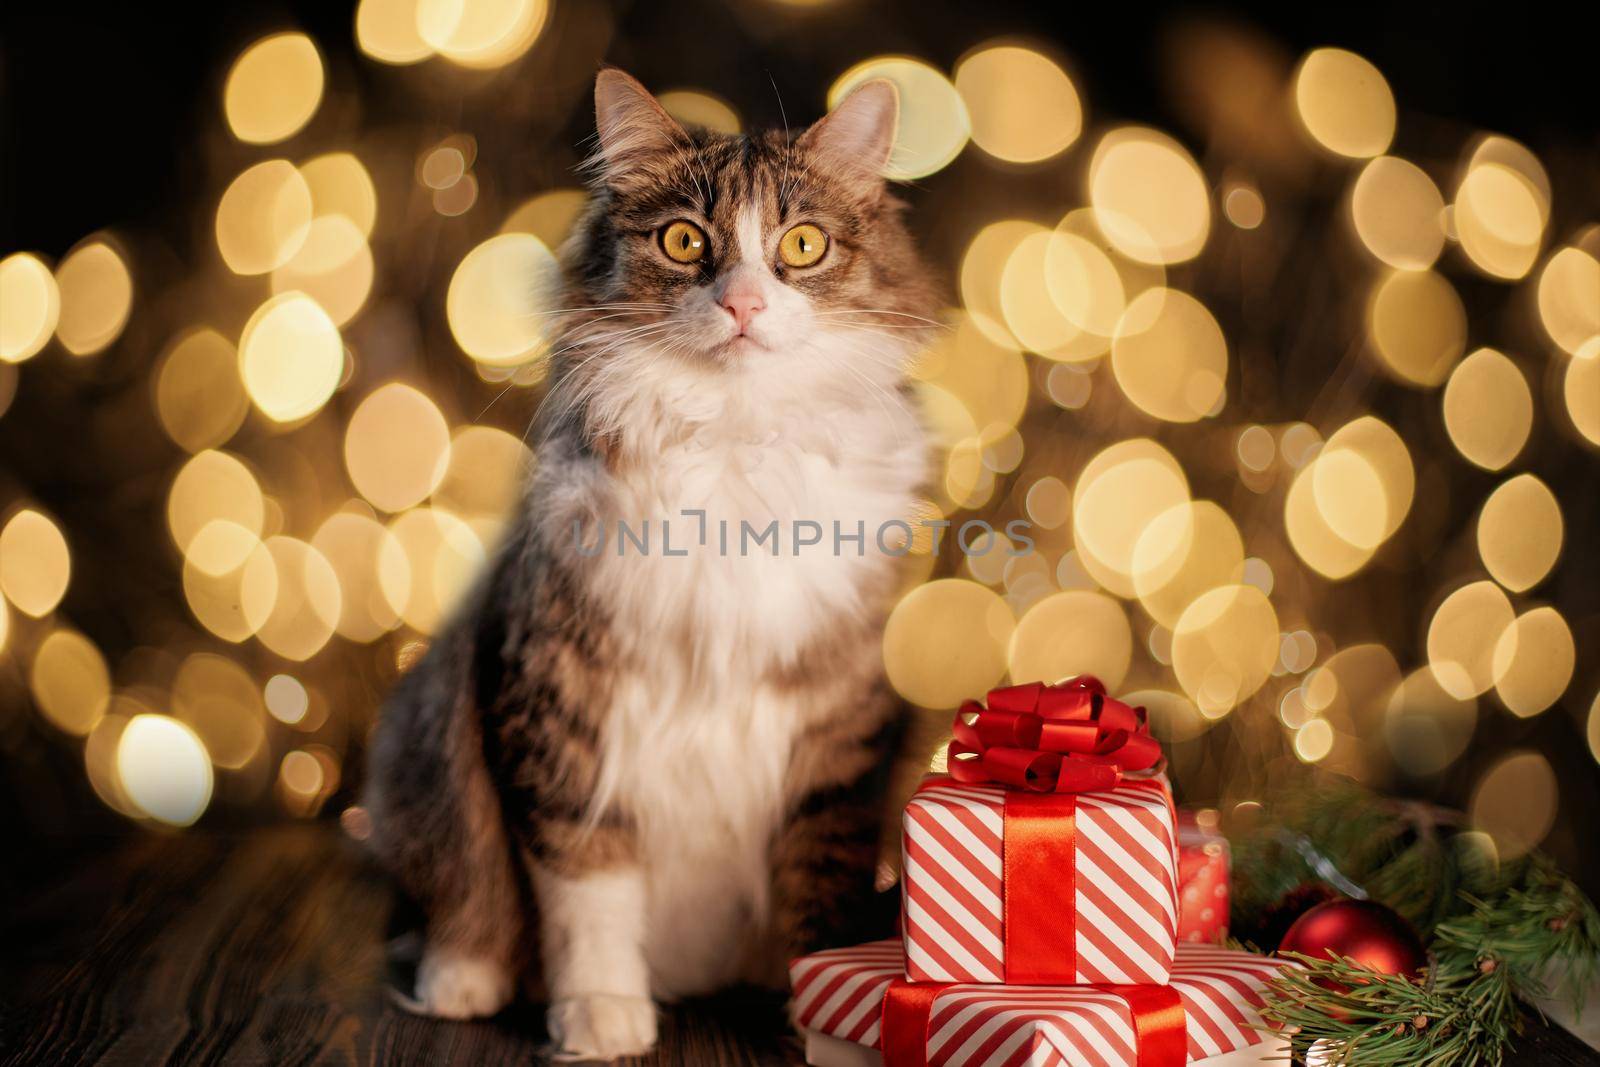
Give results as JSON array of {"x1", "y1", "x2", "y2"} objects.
[{"x1": 789, "y1": 678, "x2": 1288, "y2": 1067}]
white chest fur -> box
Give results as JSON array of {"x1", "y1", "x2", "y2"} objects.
[{"x1": 559, "y1": 353, "x2": 923, "y2": 997}]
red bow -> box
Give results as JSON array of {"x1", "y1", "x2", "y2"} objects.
[{"x1": 946, "y1": 676, "x2": 1163, "y2": 793}]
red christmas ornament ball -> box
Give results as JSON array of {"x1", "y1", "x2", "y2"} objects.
[{"x1": 1276, "y1": 898, "x2": 1427, "y2": 976}]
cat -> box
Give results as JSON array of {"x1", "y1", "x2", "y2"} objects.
[{"x1": 364, "y1": 67, "x2": 937, "y2": 1060}]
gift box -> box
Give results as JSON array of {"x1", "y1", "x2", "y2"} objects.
[
  {"x1": 901, "y1": 677, "x2": 1178, "y2": 986},
  {"x1": 790, "y1": 940, "x2": 1293, "y2": 1067},
  {"x1": 1176, "y1": 811, "x2": 1230, "y2": 945}
]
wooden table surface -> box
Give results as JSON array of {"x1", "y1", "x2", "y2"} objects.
[{"x1": 3, "y1": 824, "x2": 1594, "y2": 1066}]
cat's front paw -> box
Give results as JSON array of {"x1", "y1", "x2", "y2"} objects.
[
  {"x1": 548, "y1": 994, "x2": 658, "y2": 1062},
  {"x1": 407, "y1": 949, "x2": 514, "y2": 1019}
]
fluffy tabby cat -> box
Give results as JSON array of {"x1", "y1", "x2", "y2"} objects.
[{"x1": 365, "y1": 68, "x2": 936, "y2": 1060}]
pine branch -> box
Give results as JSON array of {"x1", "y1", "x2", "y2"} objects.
[{"x1": 1260, "y1": 954, "x2": 1514, "y2": 1067}]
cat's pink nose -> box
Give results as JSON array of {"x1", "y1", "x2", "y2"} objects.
[{"x1": 719, "y1": 283, "x2": 766, "y2": 334}]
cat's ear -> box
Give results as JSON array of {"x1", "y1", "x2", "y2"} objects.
[
  {"x1": 798, "y1": 79, "x2": 899, "y2": 194},
  {"x1": 593, "y1": 67, "x2": 689, "y2": 184}
]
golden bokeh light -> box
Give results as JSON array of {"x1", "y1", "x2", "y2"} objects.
[
  {"x1": 1008, "y1": 590, "x2": 1132, "y2": 691},
  {"x1": 1536, "y1": 246, "x2": 1600, "y2": 356},
  {"x1": 1293, "y1": 47, "x2": 1395, "y2": 159},
  {"x1": 385, "y1": 507, "x2": 485, "y2": 634},
  {"x1": 265, "y1": 674, "x2": 311, "y2": 725},
  {"x1": 432, "y1": 425, "x2": 532, "y2": 518},
  {"x1": 1042, "y1": 225, "x2": 1132, "y2": 360},
  {"x1": 1023, "y1": 476, "x2": 1071, "y2": 531},
  {"x1": 238, "y1": 292, "x2": 344, "y2": 421},
  {"x1": 1441, "y1": 348, "x2": 1531, "y2": 470},
  {"x1": 0, "y1": 508, "x2": 71, "y2": 617},
  {"x1": 1088, "y1": 128, "x2": 1211, "y2": 265},
  {"x1": 155, "y1": 328, "x2": 250, "y2": 453},
  {"x1": 416, "y1": 0, "x2": 549, "y2": 69},
  {"x1": 1385, "y1": 668, "x2": 1478, "y2": 776},
  {"x1": 882, "y1": 578, "x2": 1013, "y2": 708},
  {"x1": 999, "y1": 226, "x2": 1078, "y2": 355},
  {"x1": 116, "y1": 714, "x2": 214, "y2": 827},
  {"x1": 954, "y1": 44, "x2": 1082, "y2": 164},
  {"x1": 313, "y1": 509, "x2": 409, "y2": 642},
  {"x1": 1567, "y1": 345, "x2": 1600, "y2": 447},
  {"x1": 182, "y1": 524, "x2": 278, "y2": 643},
  {"x1": 1222, "y1": 184, "x2": 1265, "y2": 230},
  {"x1": 168, "y1": 451, "x2": 264, "y2": 567},
  {"x1": 247, "y1": 537, "x2": 341, "y2": 661},
  {"x1": 1284, "y1": 459, "x2": 1374, "y2": 580},
  {"x1": 0, "y1": 252, "x2": 61, "y2": 363},
  {"x1": 171, "y1": 653, "x2": 267, "y2": 770},
  {"x1": 1304, "y1": 643, "x2": 1401, "y2": 730},
  {"x1": 355, "y1": 0, "x2": 432, "y2": 64},
  {"x1": 1469, "y1": 750, "x2": 1557, "y2": 860},
  {"x1": 1073, "y1": 438, "x2": 1191, "y2": 597},
  {"x1": 300, "y1": 152, "x2": 379, "y2": 238},
  {"x1": 501, "y1": 188, "x2": 587, "y2": 246},
  {"x1": 215, "y1": 161, "x2": 314, "y2": 275},
  {"x1": 1455, "y1": 163, "x2": 1546, "y2": 280},
  {"x1": 829, "y1": 57, "x2": 970, "y2": 181},
  {"x1": 52, "y1": 240, "x2": 133, "y2": 356},
  {"x1": 1110, "y1": 288, "x2": 1228, "y2": 422},
  {"x1": 1132, "y1": 501, "x2": 1245, "y2": 628},
  {"x1": 1349, "y1": 156, "x2": 1445, "y2": 270},
  {"x1": 29, "y1": 629, "x2": 110, "y2": 736},
  {"x1": 658, "y1": 90, "x2": 741, "y2": 134},
  {"x1": 1294, "y1": 718, "x2": 1335, "y2": 763},
  {"x1": 1171, "y1": 584, "x2": 1279, "y2": 718},
  {"x1": 1477, "y1": 474, "x2": 1562, "y2": 593},
  {"x1": 912, "y1": 310, "x2": 1028, "y2": 441},
  {"x1": 224, "y1": 33, "x2": 324, "y2": 144},
  {"x1": 1492, "y1": 607, "x2": 1574, "y2": 718},
  {"x1": 446, "y1": 233, "x2": 558, "y2": 368},
  {"x1": 1366, "y1": 269, "x2": 1466, "y2": 386},
  {"x1": 960, "y1": 220, "x2": 1036, "y2": 348},
  {"x1": 345, "y1": 383, "x2": 453, "y2": 512},
  {"x1": 1427, "y1": 580, "x2": 1516, "y2": 699},
  {"x1": 270, "y1": 216, "x2": 374, "y2": 326},
  {"x1": 1236, "y1": 425, "x2": 1275, "y2": 472},
  {"x1": 1312, "y1": 416, "x2": 1413, "y2": 549}
]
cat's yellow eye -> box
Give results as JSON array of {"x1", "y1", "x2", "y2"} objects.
[
  {"x1": 779, "y1": 224, "x2": 828, "y2": 268},
  {"x1": 660, "y1": 220, "x2": 707, "y2": 264}
]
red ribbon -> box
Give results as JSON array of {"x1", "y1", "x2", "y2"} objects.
[
  {"x1": 882, "y1": 976, "x2": 1185, "y2": 1067},
  {"x1": 1002, "y1": 790, "x2": 1077, "y2": 984},
  {"x1": 946, "y1": 676, "x2": 1162, "y2": 794}
]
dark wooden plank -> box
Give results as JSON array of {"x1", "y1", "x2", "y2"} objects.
[{"x1": 2, "y1": 825, "x2": 1592, "y2": 1065}]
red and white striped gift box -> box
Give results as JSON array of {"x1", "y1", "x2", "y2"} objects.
[
  {"x1": 902, "y1": 775, "x2": 1180, "y2": 985},
  {"x1": 789, "y1": 940, "x2": 1293, "y2": 1067}
]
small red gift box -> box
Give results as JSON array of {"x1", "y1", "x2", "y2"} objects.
[
  {"x1": 902, "y1": 678, "x2": 1180, "y2": 986},
  {"x1": 1176, "y1": 811, "x2": 1231, "y2": 944}
]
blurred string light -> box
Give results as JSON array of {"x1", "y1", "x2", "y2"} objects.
[
  {"x1": 1009, "y1": 590, "x2": 1132, "y2": 690},
  {"x1": 300, "y1": 153, "x2": 379, "y2": 238},
  {"x1": 1476, "y1": 474, "x2": 1562, "y2": 592},
  {"x1": 224, "y1": 33, "x2": 324, "y2": 144},
  {"x1": 1492, "y1": 607, "x2": 1575, "y2": 718},
  {"x1": 658, "y1": 90, "x2": 741, "y2": 134},
  {"x1": 1366, "y1": 269, "x2": 1467, "y2": 386},
  {"x1": 1110, "y1": 288, "x2": 1227, "y2": 421},
  {"x1": 155, "y1": 329, "x2": 251, "y2": 452},
  {"x1": 0, "y1": 253, "x2": 61, "y2": 363},
  {"x1": 1427, "y1": 580, "x2": 1516, "y2": 699},
  {"x1": 502, "y1": 188, "x2": 587, "y2": 245},
  {"x1": 1441, "y1": 348, "x2": 1531, "y2": 470},
  {"x1": 1567, "y1": 341, "x2": 1600, "y2": 446},
  {"x1": 29, "y1": 630, "x2": 109, "y2": 736},
  {"x1": 954, "y1": 43, "x2": 1082, "y2": 164},
  {"x1": 829, "y1": 57, "x2": 970, "y2": 180},
  {"x1": 1470, "y1": 750, "x2": 1557, "y2": 859},
  {"x1": 238, "y1": 292, "x2": 345, "y2": 421},
  {"x1": 216, "y1": 161, "x2": 314, "y2": 275},
  {"x1": 356, "y1": 0, "x2": 550, "y2": 68},
  {"x1": 1088, "y1": 128, "x2": 1210, "y2": 265},
  {"x1": 116, "y1": 714, "x2": 213, "y2": 826},
  {"x1": 1, "y1": 508, "x2": 72, "y2": 617},
  {"x1": 53, "y1": 240, "x2": 133, "y2": 355},
  {"x1": 1292, "y1": 47, "x2": 1395, "y2": 158},
  {"x1": 345, "y1": 383, "x2": 453, "y2": 512},
  {"x1": 1536, "y1": 244, "x2": 1600, "y2": 355},
  {"x1": 446, "y1": 233, "x2": 558, "y2": 368},
  {"x1": 1349, "y1": 157, "x2": 1445, "y2": 270}
]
